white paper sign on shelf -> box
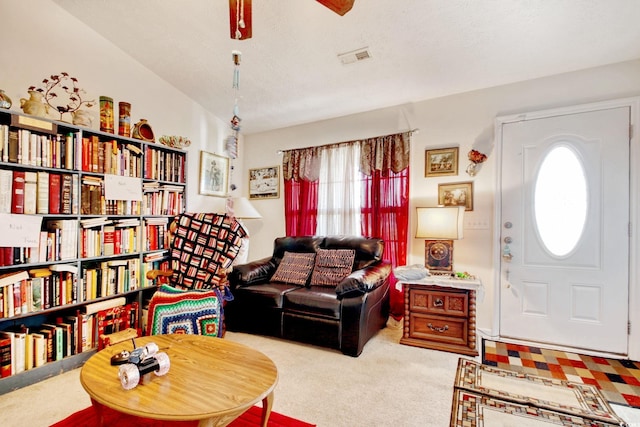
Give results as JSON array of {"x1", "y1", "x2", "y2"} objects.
[
  {"x1": 0, "y1": 214, "x2": 43, "y2": 247},
  {"x1": 104, "y1": 174, "x2": 143, "y2": 201}
]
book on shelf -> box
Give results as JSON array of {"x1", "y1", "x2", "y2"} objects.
[
  {"x1": 48, "y1": 172, "x2": 61, "y2": 214},
  {"x1": 0, "y1": 333, "x2": 12, "y2": 377},
  {"x1": 0, "y1": 331, "x2": 16, "y2": 376},
  {"x1": 31, "y1": 332, "x2": 46, "y2": 368},
  {"x1": 82, "y1": 297, "x2": 127, "y2": 315},
  {"x1": 103, "y1": 224, "x2": 115, "y2": 256},
  {"x1": 36, "y1": 171, "x2": 49, "y2": 214},
  {"x1": 0, "y1": 270, "x2": 29, "y2": 288},
  {"x1": 61, "y1": 173, "x2": 73, "y2": 214},
  {"x1": 0, "y1": 169, "x2": 12, "y2": 214},
  {"x1": 10, "y1": 170, "x2": 25, "y2": 214},
  {"x1": 23, "y1": 171, "x2": 37, "y2": 215},
  {"x1": 40, "y1": 324, "x2": 63, "y2": 362}
]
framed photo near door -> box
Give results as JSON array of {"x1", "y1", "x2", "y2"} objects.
[
  {"x1": 438, "y1": 181, "x2": 473, "y2": 211},
  {"x1": 249, "y1": 166, "x2": 280, "y2": 199},
  {"x1": 425, "y1": 147, "x2": 459, "y2": 177},
  {"x1": 199, "y1": 151, "x2": 229, "y2": 197}
]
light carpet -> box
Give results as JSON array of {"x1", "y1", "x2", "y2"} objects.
[{"x1": 1, "y1": 326, "x2": 639, "y2": 427}]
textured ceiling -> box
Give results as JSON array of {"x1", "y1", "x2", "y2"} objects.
[{"x1": 53, "y1": 0, "x2": 640, "y2": 134}]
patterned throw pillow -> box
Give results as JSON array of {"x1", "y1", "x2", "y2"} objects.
[
  {"x1": 310, "y1": 249, "x2": 355, "y2": 287},
  {"x1": 271, "y1": 251, "x2": 316, "y2": 286}
]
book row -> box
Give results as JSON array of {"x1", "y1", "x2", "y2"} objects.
[
  {"x1": 0, "y1": 125, "x2": 186, "y2": 184},
  {"x1": 0, "y1": 126, "x2": 76, "y2": 170},
  {"x1": 0, "y1": 169, "x2": 78, "y2": 215},
  {"x1": 0, "y1": 218, "x2": 170, "y2": 267},
  {"x1": 0, "y1": 257, "x2": 158, "y2": 319},
  {"x1": 144, "y1": 146, "x2": 185, "y2": 183},
  {"x1": 0, "y1": 300, "x2": 140, "y2": 378}
]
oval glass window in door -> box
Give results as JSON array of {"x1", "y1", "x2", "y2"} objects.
[{"x1": 533, "y1": 145, "x2": 588, "y2": 257}]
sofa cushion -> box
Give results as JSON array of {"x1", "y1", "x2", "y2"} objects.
[
  {"x1": 310, "y1": 248, "x2": 355, "y2": 287},
  {"x1": 322, "y1": 236, "x2": 384, "y2": 270},
  {"x1": 232, "y1": 282, "x2": 301, "y2": 309},
  {"x1": 283, "y1": 287, "x2": 341, "y2": 320},
  {"x1": 271, "y1": 251, "x2": 316, "y2": 285}
]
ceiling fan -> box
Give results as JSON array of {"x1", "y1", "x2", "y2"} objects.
[{"x1": 229, "y1": 0, "x2": 356, "y2": 40}]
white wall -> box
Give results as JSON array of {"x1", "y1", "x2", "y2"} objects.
[
  {"x1": 2, "y1": 1, "x2": 239, "y2": 213},
  {"x1": 243, "y1": 59, "x2": 640, "y2": 335}
]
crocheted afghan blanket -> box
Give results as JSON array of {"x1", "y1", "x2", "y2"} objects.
[
  {"x1": 147, "y1": 285, "x2": 223, "y2": 337},
  {"x1": 169, "y1": 212, "x2": 247, "y2": 290}
]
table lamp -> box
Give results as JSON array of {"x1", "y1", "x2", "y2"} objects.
[
  {"x1": 415, "y1": 206, "x2": 465, "y2": 274},
  {"x1": 225, "y1": 196, "x2": 262, "y2": 265}
]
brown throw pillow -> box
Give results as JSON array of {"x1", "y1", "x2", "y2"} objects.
[
  {"x1": 310, "y1": 249, "x2": 355, "y2": 287},
  {"x1": 271, "y1": 251, "x2": 316, "y2": 286}
]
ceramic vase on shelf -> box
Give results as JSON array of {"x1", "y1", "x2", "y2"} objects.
[
  {"x1": 72, "y1": 109, "x2": 93, "y2": 127},
  {"x1": 0, "y1": 90, "x2": 12, "y2": 109},
  {"x1": 19, "y1": 90, "x2": 48, "y2": 117},
  {"x1": 99, "y1": 96, "x2": 114, "y2": 133},
  {"x1": 132, "y1": 119, "x2": 155, "y2": 142},
  {"x1": 118, "y1": 102, "x2": 131, "y2": 137}
]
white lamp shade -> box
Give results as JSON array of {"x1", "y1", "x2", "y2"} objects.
[
  {"x1": 228, "y1": 196, "x2": 262, "y2": 219},
  {"x1": 416, "y1": 206, "x2": 465, "y2": 240}
]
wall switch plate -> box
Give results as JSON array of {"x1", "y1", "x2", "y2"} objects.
[{"x1": 465, "y1": 219, "x2": 490, "y2": 230}]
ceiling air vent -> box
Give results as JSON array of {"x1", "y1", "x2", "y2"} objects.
[{"x1": 337, "y1": 47, "x2": 372, "y2": 65}]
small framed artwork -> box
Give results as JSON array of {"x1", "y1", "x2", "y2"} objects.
[
  {"x1": 425, "y1": 240, "x2": 454, "y2": 272},
  {"x1": 199, "y1": 151, "x2": 229, "y2": 197},
  {"x1": 249, "y1": 166, "x2": 280, "y2": 200},
  {"x1": 438, "y1": 181, "x2": 473, "y2": 211},
  {"x1": 425, "y1": 147, "x2": 459, "y2": 177}
]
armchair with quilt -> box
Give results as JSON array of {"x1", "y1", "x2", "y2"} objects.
[{"x1": 145, "y1": 212, "x2": 247, "y2": 338}]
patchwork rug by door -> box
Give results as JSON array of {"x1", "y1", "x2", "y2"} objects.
[
  {"x1": 482, "y1": 339, "x2": 640, "y2": 408},
  {"x1": 450, "y1": 358, "x2": 628, "y2": 426}
]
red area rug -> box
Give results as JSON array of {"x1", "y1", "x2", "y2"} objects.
[
  {"x1": 50, "y1": 404, "x2": 315, "y2": 427},
  {"x1": 483, "y1": 339, "x2": 640, "y2": 409}
]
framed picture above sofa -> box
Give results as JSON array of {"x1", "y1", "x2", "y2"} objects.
[{"x1": 249, "y1": 166, "x2": 280, "y2": 199}]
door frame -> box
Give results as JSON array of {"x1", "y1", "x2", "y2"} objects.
[{"x1": 493, "y1": 97, "x2": 640, "y2": 360}]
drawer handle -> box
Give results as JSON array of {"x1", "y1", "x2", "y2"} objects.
[
  {"x1": 433, "y1": 298, "x2": 444, "y2": 307},
  {"x1": 427, "y1": 323, "x2": 449, "y2": 333}
]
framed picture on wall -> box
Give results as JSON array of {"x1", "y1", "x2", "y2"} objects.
[
  {"x1": 425, "y1": 147, "x2": 459, "y2": 177},
  {"x1": 199, "y1": 151, "x2": 229, "y2": 197},
  {"x1": 438, "y1": 181, "x2": 473, "y2": 211},
  {"x1": 249, "y1": 166, "x2": 280, "y2": 199}
]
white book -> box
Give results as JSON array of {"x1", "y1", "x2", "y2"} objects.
[{"x1": 0, "y1": 169, "x2": 13, "y2": 214}]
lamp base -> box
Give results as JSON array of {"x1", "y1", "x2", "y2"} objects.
[{"x1": 424, "y1": 239, "x2": 454, "y2": 272}]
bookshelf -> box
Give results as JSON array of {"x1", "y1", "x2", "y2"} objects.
[{"x1": 0, "y1": 109, "x2": 186, "y2": 394}]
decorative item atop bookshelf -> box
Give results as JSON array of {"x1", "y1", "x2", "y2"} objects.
[{"x1": 24, "y1": 72, "x2": 95, "y2": 123}]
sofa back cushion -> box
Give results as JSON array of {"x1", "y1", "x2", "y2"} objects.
[
  {"x1": 271, "y1": 251, "x2": 316, "y2": 286},
  {"x1": 309, "y1": 248, "x2": 355, "y2": 287},
  {"x1": 273, "y1": 236, "x2": 324, "y2": 263},
  {"x1": 322, "y1": 236, "x2": 384, "y2": 270}
]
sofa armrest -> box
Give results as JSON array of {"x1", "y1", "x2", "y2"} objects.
[
  {"x1": 229, "y1": 256, "x2": 276, "y2": 289},
  {"x1": 335, "y1": 261, "x2": 391, "y2": 299}
]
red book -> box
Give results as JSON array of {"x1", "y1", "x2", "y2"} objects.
[
  {"x1": 0, "y1": 335, "x2": 12, "y2": 377},
  {"x1": 61, "y1": 173, "x2": 72, "y2": 214},
  {"x1": 81, "y1": 137, "x2": 90, "y2": 172},
  {"x1": 48, "y1": 173, "x2": 61, "y2": 214},
  {"x1": 10, "y1": 170, "x2": 25, "y2": 214}
]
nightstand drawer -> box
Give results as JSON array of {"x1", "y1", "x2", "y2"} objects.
[
  {"x1": 409, "y1": 287, "x2": 468, "y2": 317},
  {"x1": 408, "y1": 313, "x2": 468, "y2": 346}
]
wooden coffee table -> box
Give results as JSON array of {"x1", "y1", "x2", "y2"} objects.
[{"x1": 80, "y1": 334, "x2": 278, "y2": 427}]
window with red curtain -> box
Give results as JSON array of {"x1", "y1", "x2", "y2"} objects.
[{"x1": 282, "y1": 132, "x2": 411, "y2": 319}]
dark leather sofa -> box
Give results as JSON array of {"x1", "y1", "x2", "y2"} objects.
[{"x1": 226, "y1": 236, "x2": 391, "y2": 356}]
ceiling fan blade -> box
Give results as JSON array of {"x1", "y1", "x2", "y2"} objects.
[
  {"x1": 229, "y1": 0, "x2": 252, "y2": 40},
  {"x1": 316, "y1": 0, "x2": 355, "y2": 16}
]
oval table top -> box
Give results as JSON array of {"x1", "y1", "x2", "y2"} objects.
[{"x1": 80, "y1": 334, "x2": 278, "y2": 424}]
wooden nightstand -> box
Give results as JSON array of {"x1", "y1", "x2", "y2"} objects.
[{"x1": 399, "y1": 277, "x2": 482, "y2": 356}]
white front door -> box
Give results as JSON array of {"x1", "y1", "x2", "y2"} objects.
[{"x1": 499, "y1": 106, "x2": 630, "y2": 354}]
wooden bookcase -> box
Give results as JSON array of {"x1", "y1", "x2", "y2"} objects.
[{"x1": 0, "y1": 109, "x2": 187, "y2": 394}]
